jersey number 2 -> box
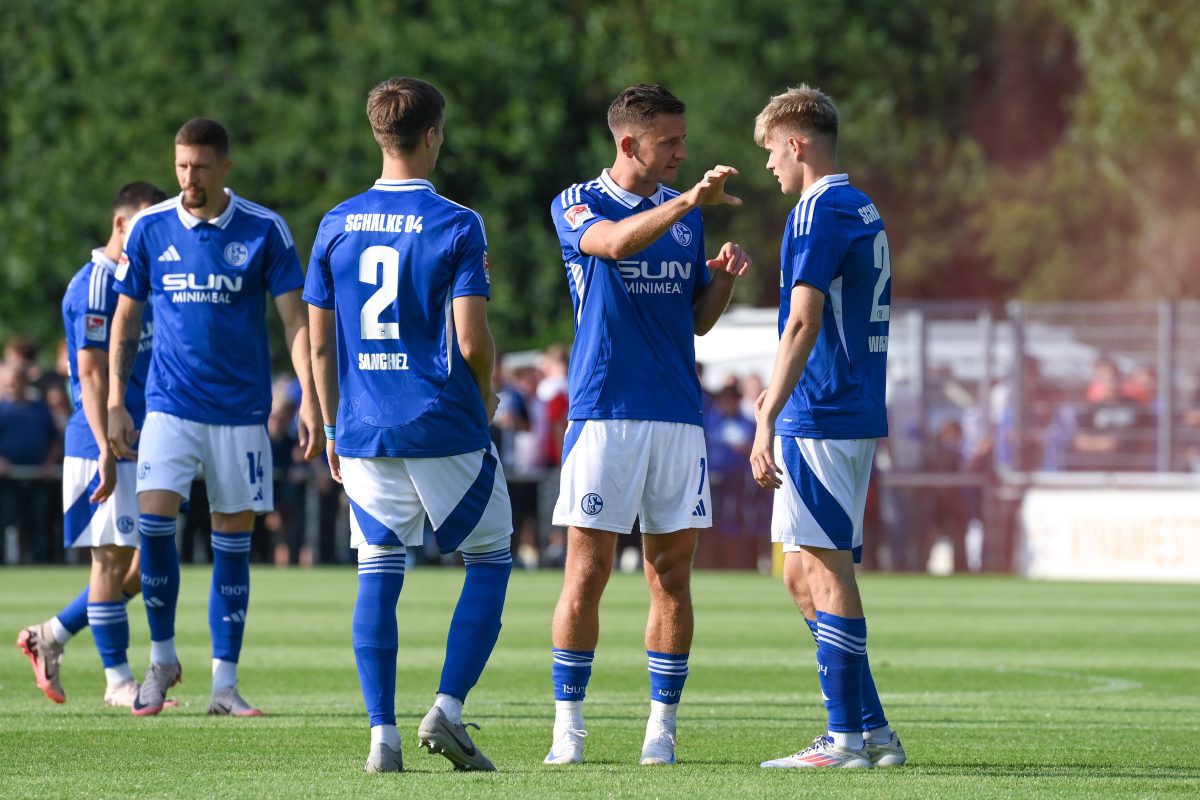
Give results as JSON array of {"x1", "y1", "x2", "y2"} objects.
[
  {"x1": 359, "y1": 245, "x2": 400, "y2": 340},
  {"x1": 871, "y1": 231, "x2": 892, "y2": 323}
]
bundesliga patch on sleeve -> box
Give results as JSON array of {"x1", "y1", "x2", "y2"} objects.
[
  {"x1": 483, "y1": 252, "x2": 491, "y2": 284},
  {"x1": 85, "y1": 314, "x2": 108, "y2": 341},
  {"x1": 115, "y1": 252, "x2": 130, "y2": 282},
  {"x1": 564, "y1": 203, "x2": 595, "y2": 230}
]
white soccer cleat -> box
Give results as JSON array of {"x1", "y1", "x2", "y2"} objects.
[
  {"x1": 760, "y1": 735, "x2": 872, "y2": 769},
  {"x1": 543, "y1": 729, "x2": 587, "y2": 765},
  {"x1": 639, "y1": 723, "x2": 677, "y2": 765},
  {"x1": 417, "y1": 706, "x2": 496, "y2": 771},
  {"x1": 364, "y1": 741, "x2": 404, "y2": 773},
  {"x1": 104, "y1": 680, "x2": 140, "y2": 707},
  {"x1": 866, "y1": 731, "x2": 906, "y2": 767}
]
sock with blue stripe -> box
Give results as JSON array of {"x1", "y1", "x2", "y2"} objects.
[
  {"x1": 88, "y1": 601, "x2": 134, "y2": 686},
  {"x1": 808, "y1": 615, "x2": 886, "y2": 736},
  {"x1": 647, "y1": 651, "x2": 688, "y2": 734},
  {"x1": 139, "y1": 514, "x2": 180, "y2": 664},
  {"x1": 437, "y1": 547, "x2": 512, "y2": 706},
  {"x1": 50, "y1": 586, "x2": 91, "y2": 643},
  {"x1": 804, "y1": 616, "x2": 818, "y2": 645},
  {"x1": 551, "y1": 647, "x2": 593, "y2": 737},
  {"x1": 209, "y1": 532, "x2": 251, "y2": 688},
  {"x1": 816, "y1": 611, "x2": 866, "y2": 750},
  {"x1": 354, "y1": 548, "x2": 406, "y2": 727}
]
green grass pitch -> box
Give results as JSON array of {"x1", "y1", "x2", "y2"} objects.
[{"x1": 2, "y1": 566, "x2": 1198, "y2": 798}]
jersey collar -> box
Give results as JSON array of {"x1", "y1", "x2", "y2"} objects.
[
  {"x1": 175, "y1": 188, "x2": 238, "y2": 230},
  {"x1": 599, "y1": 169, "x2": 664, "y2": 208},
  {"x1": 372, "y1": 178, "x2": 435, "y2": 193},
  {"x1": 90, "y1": 248, "x2": 118, "y2": 270},
  {"x1": 795, "y1": 173, "x2": 849, "y2": 208}
]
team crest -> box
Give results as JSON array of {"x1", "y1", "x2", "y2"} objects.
[
  {"x1": 84, "y1": 314, "x2": 108, "y2": 342},
  {"x1": 581, "y1": 493, "x2": 604, "y2": 515},
  {"x1": 564, "y1": 204, "x2": 595, "y2": 230},
  {"x1": 138, "y1": 462, "x2": 151, "y2": 480},
  {"x1": 224, "y1": 241, "x2": 249, "y2": 267},
  {"x1": 117, "y1": 516, "x2": 136, "y2": 534},
  {"x1": 671, "y1": 222, "x2": 692, "y2": 247}
]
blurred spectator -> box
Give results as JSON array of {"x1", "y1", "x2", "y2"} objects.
[
  {"x1": 740, "y1": 372, "x2": 764, "y2": 420},
  {"x1": 1121, "y1": 364, "x2": 1157, "y2": 407},
  {"x1": 264, "y1": 376, "x2": 311, "y2": 566},
  {"x1": 0, "y1": 364, "x2": 61, "y2": 562},
  {"x1": 1052, "y1": 358, "x2": 1155, "y2": 471},
  {"x1": 3, "y1": 334, "x2": 44, "y2": 398},
  {"x1": 491, "y1": 356, "x2": 531, "y2": 468},
  {"x1": 920, "y1": 418, "x2": 969, "y2": 573},
  {"x1": 704, "y1": 383, "x2": 754, "y2": 535},
  {"x1": 537, "y1": 343, "x2": 569, "y2": 467}
]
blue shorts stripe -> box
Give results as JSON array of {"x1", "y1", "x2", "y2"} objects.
[
  {"x1": 63, "y1": 472, "x2": 102, "y2": 547},
  {"x1": 561, "y1": 421, "x2": 583, "y2": 465},
  {"x1": 427, "y1": 448, "x2": 498, "y2": 555},
  {"x1": 348, "y1": 496, "x2": 404, "y2": 547},
  {"x1": 781, "y1": 438, "x2": 853, "y2": 549}
]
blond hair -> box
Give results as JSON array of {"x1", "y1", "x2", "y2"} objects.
[{"x1": 753, "y1": 84, "x2": 839, "y2": 148}]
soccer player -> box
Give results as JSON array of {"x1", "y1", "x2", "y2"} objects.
[
  {"x1": 108, "y1": 118, "x2": 321, "y2": 717},
  {"x1": 545, "y1": 84, "x2": 751, "y2": 766},
  {"x1": 305, "y1": 77, "x2": 514, "y2": 774},
  {"x1": 749, "y1": 85, "x2": 905, "y2": 769},
  {"x1": 16, "y1": 182, "x2": 167, "y2": 707}
]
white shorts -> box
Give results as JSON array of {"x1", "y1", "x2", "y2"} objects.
[
  {"x1": 62, "y1": 457, "x2": 140, "y2": 548},
  {"x1": 771, "y1": 436, "x2": 877, "y2": 563},
  {"x1": 552, "y1": 419, "x2": 711, "y2": 534},
  {"x1": 339, "y1": 443, "x2": 512, "y2": 554},
  {"x1": 136, "y1": 411, "x2": 273, "y2": 514}
]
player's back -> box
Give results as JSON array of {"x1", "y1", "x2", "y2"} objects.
[
  {"x1": 304, "y1": 179, "x2": 492, "y2": 458},
  {"x1": 779, "y1": 175, "x2": 890, "y2": 439}
]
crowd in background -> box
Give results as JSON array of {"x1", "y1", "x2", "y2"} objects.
[{"x1": 5, "y1": 331, "x2": 1200, "y2": 569}]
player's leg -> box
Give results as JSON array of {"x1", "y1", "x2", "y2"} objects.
[
  {"x1": 16, "y1": 585, "x2": 86, "y2": 704},
  {"x1": 635, "y1": 421, "x2": 710, "y2": 766},
  {"x1": 202, "y1": 422, "x2": 273, "y2": 716},
  {"x1": 89, "y1": 544, "x2": 137, "y2": 705}
]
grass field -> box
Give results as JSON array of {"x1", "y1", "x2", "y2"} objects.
[{"x1": 2, "y1": 566, "x2": 1198, "y2": 798}]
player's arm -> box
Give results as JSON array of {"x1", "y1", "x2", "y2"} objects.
[
  {"x1": 750, "y1": 282, "x2": 824, "y2": 489},
  {"x1": 107, "y1": 295, "x2": 144, "y2": 460},
  {"x1": 307, "y1": 303, "x2": 341, "y2": 483},
  {"x1": 693, "y1": 242, "x2": 752, "y2": 335},
  {"x1": 77, "y1": 347, "x2": 116, "y2": 502},
  {"x1": 452, "y1": 295, "x2": 497, "y2": 422},
  {"x1": 579, "y1": 166, "x2": 742, "y2": 260},
  {"x1": 274, "y1": 289, "x2": 323, "y2": 461}
]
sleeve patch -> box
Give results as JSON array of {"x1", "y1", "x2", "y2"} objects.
[
  {"x1": 84, "y1": 314, "x2": 108, "y2": 341},
  {"x1": 564, "y1": 204, "x2": 595, "y2": 230},
  {"x1": 483, "y1": 251, "x2": 491, "y2": 284}
]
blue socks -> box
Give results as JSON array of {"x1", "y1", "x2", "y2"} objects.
[
  {"x1": 815, "y1": 611, "x2": 866, "y2": 737},
  {"x1": 87, "y1": 602, "x2": 129, "y2": 668},
  {"x1": 139, "y1": 514, "x2": 179, "y2": 653},
  {"x1": 648, "y1": 651, "x2": 689, "y2": 704},
  {"x1": 552, "y1": 648, "x2": 594, "y2": 700},
  {"x1": 353, "y1": 549, "x2": 406, "y2": 726},
  {"x1": 438, "y1": 547, "x2": 512, "y2": 700},
  {"x1": 209, "y1": 532, "x2": 252, "y2": 663},
  {"x1": 54, "y1": 587, "x2": 90, "y2": 637},
  {"x1": 807, "y1": 614, "x2": 888, "y2": 734}
]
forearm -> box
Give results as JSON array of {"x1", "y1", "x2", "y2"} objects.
[
  {"x1": 284, "y1": 317, "x2": 317, "y2": 396},
  {"x1": 78, "y1": 368, "x2": 110, "y2": 450},
  {"x1": 589, "y1": 194, "x2": 697, "y2": 260},
  {"x1": 107, "y1": 300, "x2": 143, "y2": 410},
  {"x1": 308, "y1": 308, "x2": 339, "y2": 426},
  {"x1": 463, "y1": 331, "x2": 495, "y2": 407},
  {"x1": 693, "y1": 272, "x2": 737, "y2": 335},
  {"x1": 761, "y1": 319, "x2": 821, "y2": 426}
]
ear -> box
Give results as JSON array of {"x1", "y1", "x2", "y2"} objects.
[
  {"x1": 618, "y1": 133, "x2": 637, "y2": 159},
  {"x1": 425, "y1": 125, "x2": 438, "y2": 148},
  {"x1": 787, "y1": 134, "x2": 804, "y2": 159},
  {"x1": 220, "y1": 157, "x2": 232, "y2": 177},
  {"x1": 113, "y1": 213, "x2": 128, "y2": 238}
]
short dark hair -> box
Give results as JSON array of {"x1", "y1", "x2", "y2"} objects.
[
  {"x1": 607, "y1": 84, "x2": 686, "y2": 135},
  {"x1": 367, "y1": 77, "x2": 445, "y2": 155},
  {"x1": 112, "y1": 181, "x2": 168, "y2": 215},
  {"x1": 175, "y1": 117, "x2": 230, "y2": 156}
]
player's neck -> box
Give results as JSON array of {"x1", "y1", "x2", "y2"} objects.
[
  {"x1": 607, "y1": 163, "x2": 658, "y2": 198},
  {"x1": 798, "y1": 161, "x2": 840, "y2": 195},
  {"x1": 183, "y1": 189, "x2": 231, "y2": 222},
  {"x1": 380, "y1": 154, "x2": 430, "y2": 182}
]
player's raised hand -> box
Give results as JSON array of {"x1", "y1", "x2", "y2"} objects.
[
  {"x1": 107, "y1": 406, "x2": 139, "y2": 461},
  {"x1": 706, "y1": 241, "x2": 752, "y2": 277},
  {"x1": 688, "y1": 165, "x2": 742, "y2": 208},
  {"x1": 90, "y1": 447, "x2": 117, "y2": 504}
]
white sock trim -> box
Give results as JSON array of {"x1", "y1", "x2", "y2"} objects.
[
  {"x1": 434, "y1": 693, "x2": 463, "y2": 725},
  {"x1": 50, "y1": 617, "x2": 73, "y2": 644},
  {"x1": 150, "y1": 637, "x2": 177, "y2": 665},
  {"x1": 371, "y1": 724, "x2": 401, "y2": 750},
  {"x1": 105, "y1": 664, "x2": 135, "y2": 687},
  {"x1": 212, "y1": 658, "x2": 238, "y2": 690}
]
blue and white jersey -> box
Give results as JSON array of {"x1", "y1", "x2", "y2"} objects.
[
  {"x1": 778, "y1": 173, "x2": 890, "y2": 439},
  {"x1": 62, "y1": 249, "x2": 153, "y2": 459},
  {"x1": 551, "y1": 169, "x2": 711, "y2": 426},
  {"x1": 114, "y1": 189, "x2": 304, "y2": 426},
  {"x1": 303, "y1": 179, "x2": 492, "y2": 458}
]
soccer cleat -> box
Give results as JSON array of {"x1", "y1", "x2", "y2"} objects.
[
  {"x1": 417, "y1": 706, "x2": 496, "y2": 771},
  {"x1": 760, "y1": 735, "x2": 872, "y2": 769},
  {"x1": 16, "y1": 622, "x2": 66, "y2": 704},
  {"x1": 364, "y1": 741, "x2": 404, "y2": 773},
  {"x1": 543, "y1": 729, "x2": 587, "y2": 765},
  {"x1": 131, "y1": 661, "x2": 182, "y2": 716},
  {"x1": 866, "y1": 731, "x2": 907, "y2": 767},
  {"x1": 104, "y1": 680, "x2": 140, "y2": 707},
  {"x1": 639, "y1": 723, "x2": 677, "y2": 765},
  {"x1": 208, "y1": 685, "x2": 263, "y2": 717}
]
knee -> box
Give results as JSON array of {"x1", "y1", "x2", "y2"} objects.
[
  {"x1": 563, "y1": 566, "x2": 609, "y2": 608},
  {"x1": 646, "y1": 556, "x2": 692, "y2": 599}
]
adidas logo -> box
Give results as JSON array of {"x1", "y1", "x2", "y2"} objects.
[
  {"x1": 157, "y1": 245, "x2": 182, "y2": 262},
  {"x1": 223, "y1": 610, "x2": 247, "y2": 623},
  {"x1": 692, "y1": 499, "x2": 707, "y2": 517},
  {"x1": 144, "y1": 597, "x2": 165, "y2": 608}
]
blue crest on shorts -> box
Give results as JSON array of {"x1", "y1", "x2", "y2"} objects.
[
  {"x1": 117, "y1": 516, "x2": 136, "y2": 533},
  {"x1": 138, "y1": 462, "x2": 151, "y2": 480},
  {"x1": 581, "y1": 493, "x2": 604, "y2": 515}
]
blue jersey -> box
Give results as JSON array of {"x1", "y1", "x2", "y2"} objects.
[
  {"x1": 114, "y1": 190, "x2": 304, "y2": 426},
  {"x1": 778, "y1": 173, "x2": 890, "y2": 439},
  {"x1": 551, "y1": 169, "x2": 711, "y2": 426},
  {"x1": 303, "y1": 179, "x2": 492, "y2": 458},
  {"x1": 62, "y1": 250, "x2": 153, "y2": 459}
]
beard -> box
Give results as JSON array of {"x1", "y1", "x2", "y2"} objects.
[{"x1": 182, "y1": 186, "x2": 208, "y2": 209}]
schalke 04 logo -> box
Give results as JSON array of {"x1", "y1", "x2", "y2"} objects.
[
  {"x1": 224, "y1": 241, "x2": 249, "y2": 267},
  {"x1": 670, "y1": 222, "x2": 692, "y2": 247},
  {"x1": 581, "y1": 493, "x2": 604, "y2": 515}
]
